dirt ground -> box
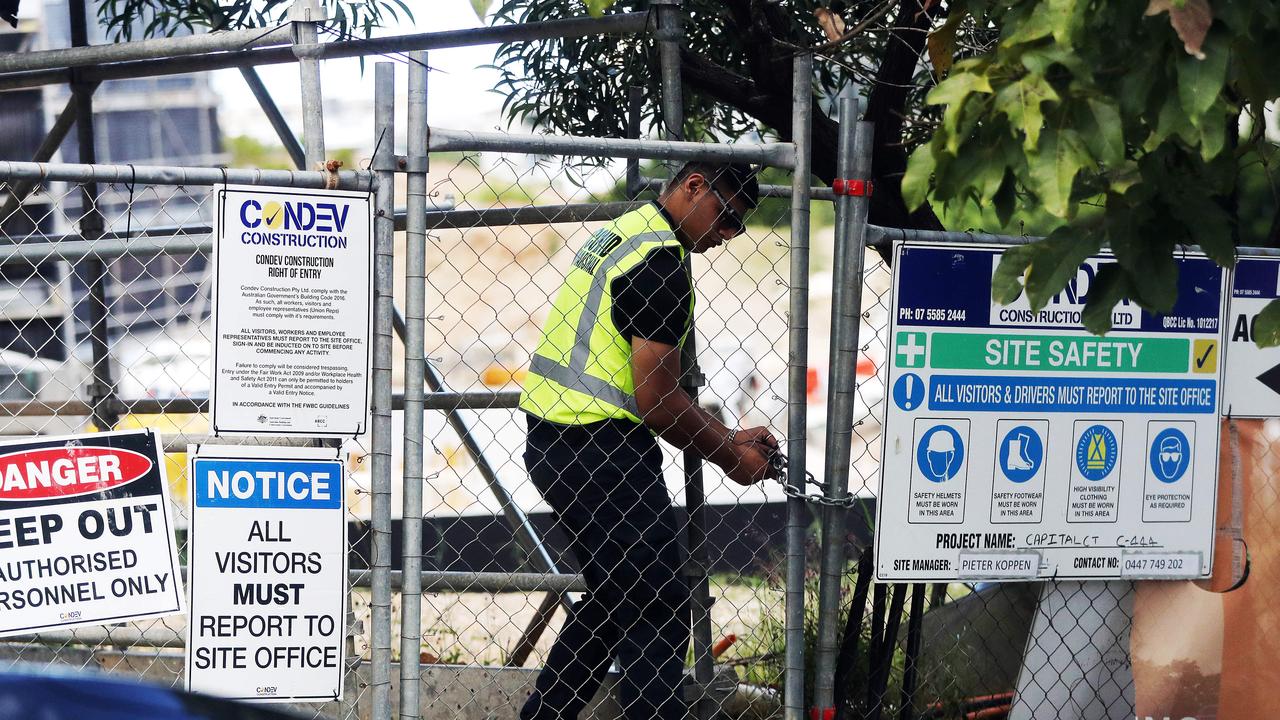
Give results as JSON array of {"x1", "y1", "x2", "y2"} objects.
[{"x1": 348, "y1": 578, "x2": 783, "y2": 667}]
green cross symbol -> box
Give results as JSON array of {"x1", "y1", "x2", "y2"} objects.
[{"x1": 896, "y1": 332, "x2": 927, "y2": 368}]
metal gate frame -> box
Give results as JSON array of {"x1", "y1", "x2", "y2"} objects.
[{"x1": 0, "y1": 6, "x2": 830, "y2": 720}]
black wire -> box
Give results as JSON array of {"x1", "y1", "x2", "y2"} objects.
[
  {"x1": 315, "y1": 24, "x2": 438, "y2": 73},
  {"x1": 369, "y1": 126, "x2": 389, "y2": 176},
  {"x1": 238, "y1": 21, "x2": 289, "y2": 49},
  {"x1": 123, "y1": 163, "x2": 135, "y2": 242}
]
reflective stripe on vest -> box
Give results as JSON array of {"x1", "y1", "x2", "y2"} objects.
[{"x1": 520, "y1": 205, "x2": 690, "y2": 425}]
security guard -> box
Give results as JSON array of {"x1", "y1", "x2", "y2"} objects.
[{"x1": 518, "y1": 162, "x2": 779, "y2": 720}]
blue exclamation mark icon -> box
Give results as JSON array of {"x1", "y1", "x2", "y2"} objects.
[{"x1": 893, "y1": 372, "x2": 925, "y2": 411}]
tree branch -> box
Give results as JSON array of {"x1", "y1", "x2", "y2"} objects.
[
  {"x1": 681, "y1": 0, "x2": 944, "y2": 244},
  {"x1": 865, "y1": 0, "x2": 945, "y2": 231},
  {"x1": 681, "y1": 49, "x2": 839, "y2": 183}
]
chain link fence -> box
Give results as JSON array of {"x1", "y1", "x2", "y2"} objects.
[
  {"x1": 398, "y1": 146, "x2": 812, "y2": 718},
  {"x1": 0, "y1": 122, "x2": 823, "y2": 719},
  {"x1": 0, "y1": 173, "x2": 377, "y2": 718},
  {"x1": 0, "y1": 156, "x2": 1083, "y2": 720},
  {"x1": 0, "y1": 18, "x2": 1263, "y2": 720},
  {"x1": 1, "y1": 161, "x2": 1262, "y2": 720}
]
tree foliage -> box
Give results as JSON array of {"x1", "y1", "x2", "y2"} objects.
[
  {"x1": 94, "y1": 0, "x2": 410, "y2": 41},
  {"x1": 905, "y1": 0, "x2": 1280, "y2": 338},
  {"x1": 493, "y1": 0, "x2": 1280, "y2": 343},
  {"x1": 85, "y1": 1, "x2": 1280, "y2": 340},
  {"x1": 489, "y1": 0, "x2": 972, "y2": 236}
]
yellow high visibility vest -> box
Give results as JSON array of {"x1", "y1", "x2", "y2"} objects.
[{"x1": 519, "y1": 204, "x2": 692, "y2": 425}]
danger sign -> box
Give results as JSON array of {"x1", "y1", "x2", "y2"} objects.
[{"x1": 0, "y1": 429, "x2": 184, "y2": 636}]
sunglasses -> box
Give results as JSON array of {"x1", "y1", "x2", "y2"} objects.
[{"x1": 709, "y1": 186, "x2": 746, "y2": 237}]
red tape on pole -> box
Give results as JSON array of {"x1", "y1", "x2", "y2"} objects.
[{"x1": 832, "y1": 178, "x2": 873, "y2": 196}]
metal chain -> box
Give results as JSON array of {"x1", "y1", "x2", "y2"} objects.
[{"x1": 763, "y1": 444, "x2": 859, "y2": 508}]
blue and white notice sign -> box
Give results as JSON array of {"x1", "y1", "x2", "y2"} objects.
[
  {"x1": 211, "y1": 185, "x2": 373, "y2": 438},
  {"x1": 1223, "y1": 255, "x2": 1280, "y2": 418},
  {"x1": 875, "y1": 242, "x2": 1227, "y2": 581},
  {"x1": 185, "y1": 445, "x2": 347, "y2": 703}
]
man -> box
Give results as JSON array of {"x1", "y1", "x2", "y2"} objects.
[{"x1": 518, "y1": 161, "x2": 780, "y2": 719}]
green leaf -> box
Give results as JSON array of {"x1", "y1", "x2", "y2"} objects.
[
  {"x1": 1152, "y1": 93, "x2": 1198, "y2": 148},
  {"x1": 902, "y1": 144, "x2": 937, "y2": 211},
  {"x1": 583, "y1": 0, "x2": 617, "y2": 16},
  {"x1": 1085, "y1": 99, "x2": 1125, "y2": 166},
  {"x1": 1197, "y1": 107, "x2": 1227, "y2": 161},
  {"x1": 470, "y1": 0, "x2": 493, "y2": 19},
  {"x1": 1003, "y1": 4, "x2": 1056, "y2": 46},
  {"x1": 1047, "y1": 0, "x2": 1083, "y2": 44},
  {"x1": 1130, "y1": 248, "x2": 1180, "y2": 311},
  {"x1": 1177, "y1": 35, "x2": 1229, "y2": 126},
  {"x1": 1171, "y1": 193, "x2": 1235, "y2": 267},
  {"x1": 993, "y1": 172, "x2": 1017, "y2": 227},
  {"x1": 925, "y1": 72, "x2": 993, "y2": 107},
  {"x1": 1027, "y1": 129, "x2": 1091, "y2": 217},
  {"x1": 1022, "y1": 230, "x2": 1103, "y2": 311},
  {"x1": 1254, "y1": 299, "x2": 1280, "y2": 348},
  {"x1": 1020, "y1": 45, "x2": 1085, "y2": 76},
  {"x1": 995, "y1": 75, "x2": 1059, "y2": 151},
  {"x1": 977, "y1": 145, "x2": 1011, "y2": 203},
  {"x1": 991, "y1": 244, "x2": 1037, "y2": 305},
  {"x1": 1081, "y1": 264, "x2": 1130, "y2": 336},
  {"x1": 1107, "y1": 163, "x2": 1143, "y2": 194}
]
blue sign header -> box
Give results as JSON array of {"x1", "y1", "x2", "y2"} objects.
[
  {"x1": 1233, "y1": 256, "x2": 1280, "y2": 300},
  {"x1": 194, "y1": 458, "x2": 342, "y2": 509},
  {"x1": 894, "y1": 245, "x2": 1224, "y2": 334}
]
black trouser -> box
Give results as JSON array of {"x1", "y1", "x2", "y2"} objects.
[{"x1": 519, "y1": 415, "x2": 689, "y2": 720}]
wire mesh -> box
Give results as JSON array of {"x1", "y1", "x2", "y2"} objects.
[
  {"x1": 0, "y1": 176, "x2": 373, "y2": 719},
  {"x1": 407, "y1": 153, "x2": 800, "y2": 719},
  {"x1": 3, "y1": 149, "x2": 1243, "y2": 720}
]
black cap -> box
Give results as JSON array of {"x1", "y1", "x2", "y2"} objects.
[{"x1": 670, "y1": 161, "x2": 761, "y2": 210}]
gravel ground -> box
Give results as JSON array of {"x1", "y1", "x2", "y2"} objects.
[{"x1": 348, "y1": 579, "x2": 784, "y2": 668}]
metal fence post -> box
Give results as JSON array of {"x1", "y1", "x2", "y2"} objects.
[
  {"x1": 399, "y1": 50, "x2": 429, "y2": 720},
  {"x1": 371, "y1": 61, "x2": 396, "y2": 720},
  {"x1": 68, "y1": 0, "x2": 119, "y2": 432},
  {"x1": 655, "y1": 1, "x2": 715, "y2": 714},
  {"x1": 625, "y1": 86, "x2": 644, "y2": 199},
  {"x1": 784, "y1": 52, "x2": 814, "y2": 720},
  {"x1": 291, "y1": 0, "x2": 326, "y2": 167},
  {"x1": 813, "y1": 93, "x2": 874, "y2": 718}
]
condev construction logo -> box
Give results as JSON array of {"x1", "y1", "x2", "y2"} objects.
[
  {"x1": 0, "y1": 446, "x2": 152, "y2": 501},
  {"x1": 237, "y1": 197, "x2": 352, "y2": 250}
]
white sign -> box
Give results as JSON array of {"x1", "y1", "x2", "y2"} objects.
[
  {"x1": 185, "y1": 445, "x2": 347, "y2": 703},
  {"x1": 875, "y1": 242, "x2": 1227, "y2": 581},
  {"x1": 1223, "y1": 255, "x2": 1280, "y2": 418},
  {"x1": 211, "y1": 185, "x2": 373, "y2": 438},
  {"x1": 0, "y1": 429, "x2": 184, "y2": 636}
]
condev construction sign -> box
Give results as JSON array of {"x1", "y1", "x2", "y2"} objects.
[
  {"x1": 210, "y1": 184, "x2": 373, "y2": 438},
  {"x1": 0, "y1": 429, "x2": 184, "y2": 636}
]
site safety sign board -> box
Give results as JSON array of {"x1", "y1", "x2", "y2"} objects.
[
  {"x1": 1223, "y1": 255, "x2": 1280, "y2": 418},
  {"x1": 185, "y1": 444, "x2": 347, "y2": 702},
  {"x1": 0, "y1": 429, "x2": 184, "y2": 636},
  {"x1": 211, "y1": 184, "x2": 373, "y2": 438},
  {"x1": 875, "y1": 242, "x2": 1227, "y2": 582}
]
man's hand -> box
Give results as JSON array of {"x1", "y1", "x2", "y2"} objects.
[
  {"x1": 723, "y1": 426, "x2": 780, "y2": 486},
  {"x1": 632, "y1": 337, "x2": 781, "y2": 486}
]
